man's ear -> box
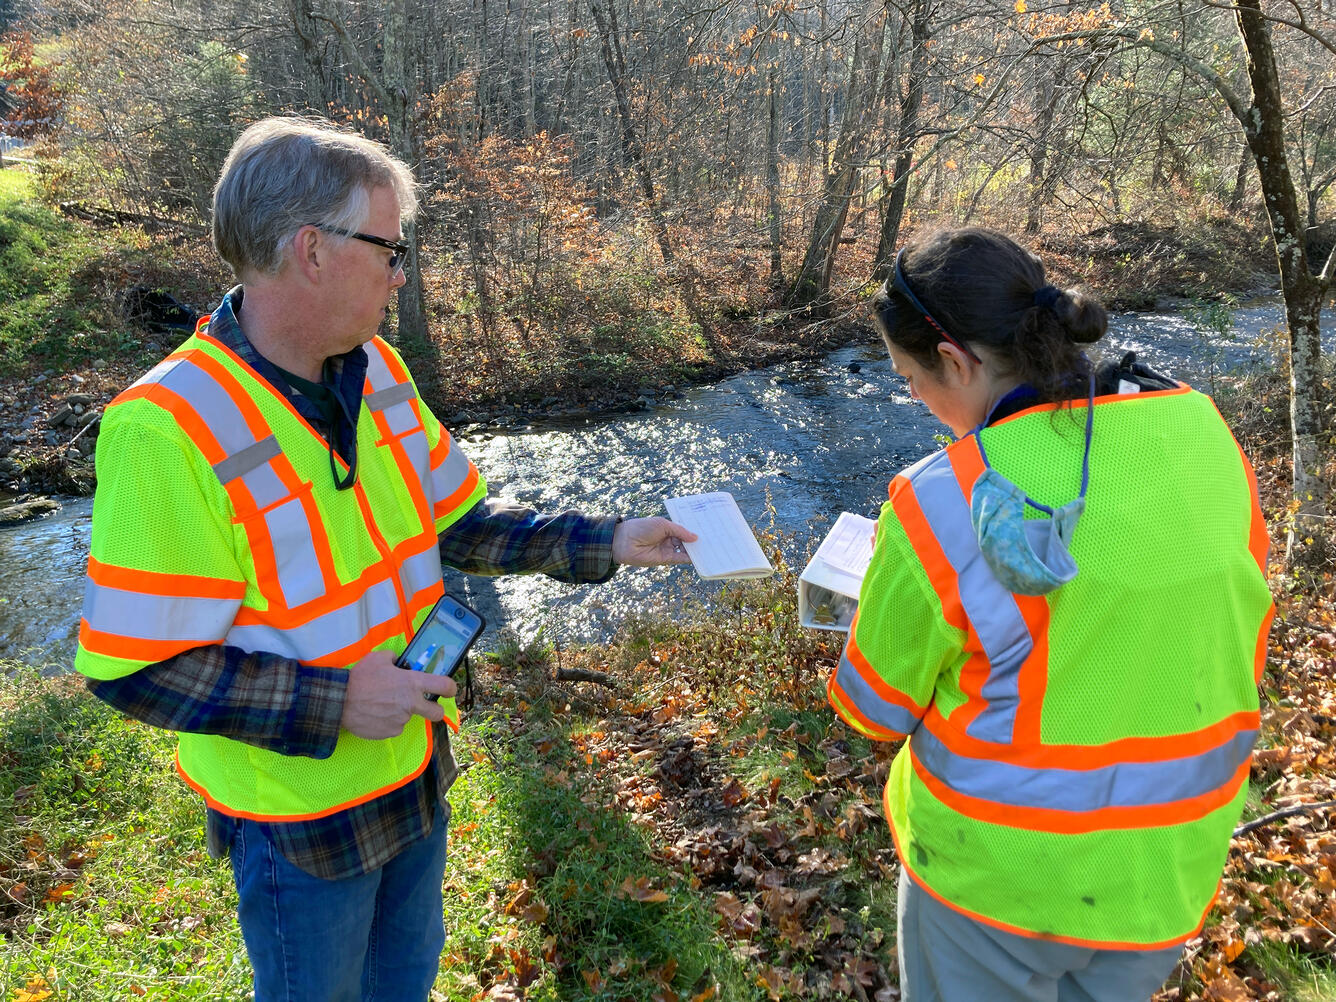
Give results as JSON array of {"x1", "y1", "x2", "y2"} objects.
[
  {"x1": 936, "y1": 341, "x2": 977, "y2": 387},
  {"x1": 290, "y1": 226, "x2": 323, "y2": 284}
]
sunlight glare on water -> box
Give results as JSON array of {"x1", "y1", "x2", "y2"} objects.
[{"x1": 0, "y1": 299, "x2": 1325, "y2": 664}]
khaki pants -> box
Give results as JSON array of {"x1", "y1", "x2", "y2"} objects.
[{"x1": 896, "y1": 869, "x2": 1183, "y2": 1002}]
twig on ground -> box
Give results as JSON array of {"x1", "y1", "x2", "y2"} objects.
[
  {"x1": 553, "y1": 667, "x2": 615, "y2": 686},
  {"x1": 1234, "y1": 799, "x2": 1336, "y2": 838}
]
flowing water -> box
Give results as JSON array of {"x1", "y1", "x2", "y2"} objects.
[{"x1": 1, "y1": 300, "x2": 1326, "y2": 666}]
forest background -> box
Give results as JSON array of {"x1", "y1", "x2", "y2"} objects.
[{"x1": 0, "y1": 0, "x2": 1334, "y2": 998}]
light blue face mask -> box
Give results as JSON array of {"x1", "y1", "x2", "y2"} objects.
[{"x1": 968, "y1": 377, "x2": 1094, "y2": 596}]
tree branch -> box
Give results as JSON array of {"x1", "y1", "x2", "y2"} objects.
[
  {"x1": 311, "y1": 6, "x2": 393, "y2": 110},
  {"x1": 1234, "y1": 799, "x2": 1336, "y2": 838},
  {"x1": 1034, "y1": 26, "x2": 1252, "y2": 127},
  {"x1": 1197, "y1": 0, "x2": 1336, "y2": 57}
]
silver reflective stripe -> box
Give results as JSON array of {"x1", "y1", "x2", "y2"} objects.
[
  {"x1": 226, "y1": 578, "x2": 404, "y2": 662},
  {"x1": 832, "y1": 644, "x2": 923, "y2": 737},
  {"x1": 213, "y1": 436, "x2": 281, "y2": 485},
  {"x1": 364, "y1": 341, "x2": 423, "y2": 438},
  {"x1": 399, "y1": 545, "x2": 445, "y2": 601},
  {"x1": 157, "y1": 353, "x2": 330, "y2": 607},
  {"x1": 82, "y1": 582, "x2": 241, "y2": 643},
  {"x1": 430, "y1": 432, "x2": 472, "y2": 502},
  {"x1": 382, "y1": 399, "x2": 421, "y2": 439},
  {"x1": 263, "y1": 498, "x2": 325, "y2": 609},
  {"x1": 162, "y1": 359, "x2": 258, "y2": 455},
  {"x1": 908, "y1": 451, "x2": 1030, "y2": 744},
  {"x1": 234, "y1": 461, "x2": 291, "y2": 512},
  {"x1": 366, "y1": 382, "x2": 416, "y2": 411},
  {"x1": 128, "y1": 356, "x2": 184, "y2": 391},
  {"x1": 911, "y1": 726, "x2": 1257, "y2": 811}
]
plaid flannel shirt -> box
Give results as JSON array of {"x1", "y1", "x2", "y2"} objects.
[{"x1": 87, "y1": 288, "x2": 618, "y2": 879}]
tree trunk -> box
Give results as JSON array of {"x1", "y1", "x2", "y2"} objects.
[
  {"x1": 289, "y1": 0, "x2": 330, "y2": 112},
  {"x1": 872, "y1": 0, "x2": 927, "y2": 281},
  {"x1": 516, "y1": 0, "x2": 535, "y2": 138},
  {"x1": 786, "y1": 0, "x2": 886, "y2": 310},
  {"x1": 383, "y1": 0, "x2": 429, "y2": 351},
  {"x1": 767, "y1": 59, "x2": 783, "y2": 289},
  {"x1": 1026, "y1": 56, "x2": 1064, "y2": 235},
  {"x1": 1228, "y1": 144, "x2": 1250, "y2": 211},
  {"x1": 590, "y1": 0, "x2": 673, "y2": 264},
  {"x1": 1234, "y1": 0, "x2": 1329, "y2": 530}
]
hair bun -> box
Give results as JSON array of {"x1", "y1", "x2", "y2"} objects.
[{"x1": 1052, "y1": 286, "x2": 1107, "y2": 344}]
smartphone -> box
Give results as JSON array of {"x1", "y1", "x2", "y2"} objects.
[{"x1": 395, "y1": 593, "x2": 485, "y2": 682}]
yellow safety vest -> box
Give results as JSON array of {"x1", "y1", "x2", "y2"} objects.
[
  {"x1": 76, "y1": 322, "x2": 486, "y2": 820},
  {"x1": 828, "y1": 386, "x2": 1273, "y2": 947}
]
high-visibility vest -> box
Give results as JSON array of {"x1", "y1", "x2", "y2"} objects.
[
  {"x1": 828, "y1": 384, "x2": 1273, "y2": 948},
  {"x1": 76, "y1": 320, "x2": 487, "y2": 821}
]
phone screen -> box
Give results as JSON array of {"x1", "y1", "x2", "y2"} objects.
[{"x1": 396, "y1": 595, "x2": 484, "y2": 678}]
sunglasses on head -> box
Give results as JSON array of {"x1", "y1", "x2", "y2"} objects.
[
  {"x1": 317, "y1": 225, "x2": 410, "y2": 272},
  {"x1": 890, "y1": 248, "x2": 981, "y2": 364}
]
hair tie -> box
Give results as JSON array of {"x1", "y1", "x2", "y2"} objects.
[{"x1": 1033, "y1": 285, "x2": 1062, "y2": 309}]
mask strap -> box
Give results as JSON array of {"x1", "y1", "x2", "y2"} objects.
[
  {"x1": 973, "y1": 372, "x2": 1095, "y2": 517},
  {"x1": 328, "y1": 373, "x2": 359, "y2": 491}
]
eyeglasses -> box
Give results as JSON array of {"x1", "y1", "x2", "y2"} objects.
[
  {"x1": 317, "y1": 225, "x2": 410, "y2": 273},
  {"x1": 891, "y1": 248, "x2": 981, "y2": 364}
]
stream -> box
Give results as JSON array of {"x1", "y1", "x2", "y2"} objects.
[{"x1": 1, "y1": 299, "x2": 1326, "y2": 667}]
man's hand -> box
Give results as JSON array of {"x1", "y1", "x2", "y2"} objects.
[
  {"x1": 612, "y1": 517, "x2": 698, "y2": 566},
  {"x1": 340, "y1": 650, "x2": 457, "y2": 740}
]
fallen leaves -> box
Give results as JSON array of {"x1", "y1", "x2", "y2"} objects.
[{"x1": 618, "y1": 875, "x2": 672, "y2": 903}]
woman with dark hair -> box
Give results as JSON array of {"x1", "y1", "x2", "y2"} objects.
[{"x1": 826, "y1": 228, "x2": 1273, "y2": 1001}]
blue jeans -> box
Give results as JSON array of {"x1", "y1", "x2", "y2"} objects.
[{"x1": 229, "y1": 815, "x2": 448, "y2": 1002}]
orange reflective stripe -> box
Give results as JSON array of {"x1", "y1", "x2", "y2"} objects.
[
  {"x1": 230, "y1": 531, "x2": 442, "y2": 630},
  {"x1": 175, "y1": 720, "x2": 436, "y2": 822},
  {"x1": 437, "y1": 462, "x2": 482, "y2": 516},
  {"x1": 1012, "y1": 593, "x2": 1052, "y2": 744},
  {"x1": 87, "y1": 556, "x2": 245, "y2": 599},
  {"x1": 190, "y1": 337, "x2": 341, "y2": 606},
  {"x1": 947, "y1": 436, "x2": 986, "y2": 503},
  {"x1": 352, "y1": 476, "x2": 415, "y2": 640},
  {"x1": 1254, "y1": 606, "x2": 1275, "y2": 684},
  {"x1": 79, "y1": 620, "x2": 222, "y2": 661},
  {"x1": 187, "y1": 340, "x2": 272, "y2": 440},
  {"x1": 883, "y1": 789, "x2": 1216, "y2": 951},
  {"x1": 987, "y1": 383, "x2": 1192, "y2": 428},
  {"x1": 888, "y1": 477, "x2": 969, "y2": 634},
  {"x1": 363, "y1": 339, "x2": 435, "y2": 534},
  {"x1": 367, "y1": 335, "x2": 413, "y2": 383},
  {"x1": 1235, "y1": 441, "x2": 1271, "y2": 575},
  {"x1": 827, "y1": 670, "x2": 908, "y2": 741},
  {"x1": 889, "y1": 474, "x2": 993, "y2": 730},
  {"x1": 844, "y1": 609, "x2": 930, "y2": 719},
  {"x1": 113, "y1": 382, "x2": 229, "y2": 467},
  {"x1": 908, "y1": 749, "x2": 1250, "y2": 835},
  {"x1": 942, "y1": 439, "x2": 1052, "y2": 745}
]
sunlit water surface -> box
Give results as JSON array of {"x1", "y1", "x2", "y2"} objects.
[{"x1": 1, "y1": 301, "x2": 1326, "y2": 666}]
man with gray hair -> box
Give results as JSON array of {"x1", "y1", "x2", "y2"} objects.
[{"x1": 75, "y1": 116, "x2": 695, "y2": 1001}]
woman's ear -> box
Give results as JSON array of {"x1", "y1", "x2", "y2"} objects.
[{"x1": 935, "y1": 341, "x2": 978, "y2": 387}]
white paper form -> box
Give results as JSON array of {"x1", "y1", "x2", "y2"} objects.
[
  {"x1": 810, "y1": 512, "x2": 876, "y2": 596},
  {"x1": 663, "y1": 492, "x2": 773, "y2": 580}
]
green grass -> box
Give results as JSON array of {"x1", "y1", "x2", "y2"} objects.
[
  {"x1": 0, "y1": 169, "x2": 224, "y2": 377},
  {"x1": 0, "y1": 663, "x2": 247, "y2": 1000},
  {"x1": 2, "y1": 537, "x2": 1330, "y2": 1001},
  {"x1": 441, "y1": 716, "x2": 760, "y2": 1000}
]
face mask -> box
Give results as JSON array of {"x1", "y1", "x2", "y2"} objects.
[{"x1": 968, "y1": 376, "x2": 1094, "y2": 596}]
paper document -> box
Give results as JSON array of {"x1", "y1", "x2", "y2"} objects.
[
  {"x1": 811, "y1": 511, "x2": 876, "y2": 590},
  {"x1": 663, "y1": 492, "x2": 773, "y2": 580},
  {"x1": 798, "y1": 511, "x2": 877, "y2": 631}
]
